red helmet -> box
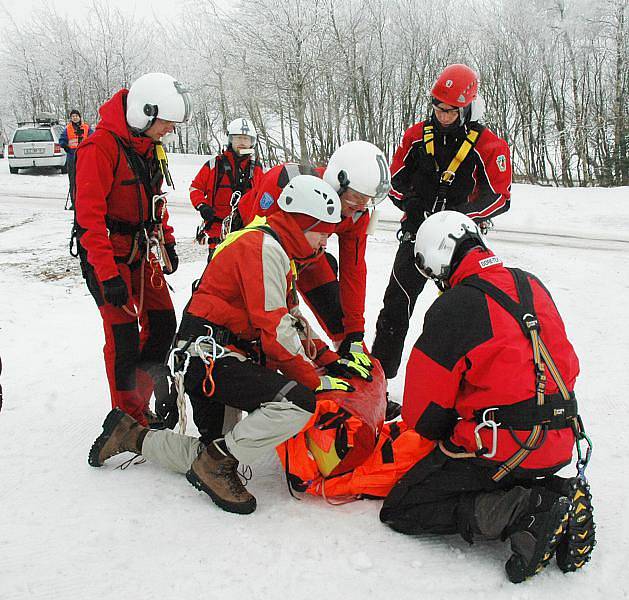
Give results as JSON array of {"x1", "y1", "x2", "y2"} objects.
[{"x1": 431, "y1": 64, "x2": 479, "y2": 108}]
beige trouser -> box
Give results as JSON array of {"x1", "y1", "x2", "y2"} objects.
[{"x1": 142, "y1": 399, "x2": 311, "y2": 471}]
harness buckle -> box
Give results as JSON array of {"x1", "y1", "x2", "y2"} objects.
[
  {"x1": 522, "y1": 312, "x2": 539, "y2": 331},
  {"x1": 474, "y1": 407, "x2": 501, "y2": 459},
  {"x1": 440, "y1": 170, "x2": 456, "y2": 184}
]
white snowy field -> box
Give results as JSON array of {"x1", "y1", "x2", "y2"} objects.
[{"x1": 0, "y1": 153, "x2": 627, "y2": 599}]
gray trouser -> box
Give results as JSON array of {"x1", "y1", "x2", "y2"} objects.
[{"x1": 142, "y1": 399, "x2": 311, "y2": 471}]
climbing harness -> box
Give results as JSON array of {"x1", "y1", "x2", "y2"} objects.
[{"x1": 422, "y1": 123, "x2": 481, "y2": 217}]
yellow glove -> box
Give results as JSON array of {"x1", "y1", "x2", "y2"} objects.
[
  {"x1": 326, "y1": 358, "x2": 372, "y2": 381},
  {"x1": 316, "y1": 376, "x2": 355, "y2": 394},
  {"x1": 344, "y1": 341, "x2": 373, "y2": 371}
]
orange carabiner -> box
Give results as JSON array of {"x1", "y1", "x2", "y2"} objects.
[
  {"x1": 149, "y1": 256, "x2": 164, "y2": 290},
  {"x1": 202, "y1": 358, "x2": 216, "y2": 397}
]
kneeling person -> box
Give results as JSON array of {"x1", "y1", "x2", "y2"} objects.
[
  {"x1": 89, "y1": 176, "x2": 370, "y2": 515},
  {"x1": 380, "y1": 211, "x2": 593, "y2": 583}
]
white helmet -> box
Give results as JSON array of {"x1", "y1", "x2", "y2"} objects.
[
  {"x1": 126, "y1": 73, "x2": 192, "y2": 132},
  {"x1": 277, "y1": 175, "x2": 341, "y2": 225},
  {"x1": 414, "y1": 211, "x2": 486, "y2": 289},
  {"x1": 323, "y1": 141, "x2": 390, "y2": 207},
  {"x1": 227, "y1": 117, "x2": 257, "y2": 145}
]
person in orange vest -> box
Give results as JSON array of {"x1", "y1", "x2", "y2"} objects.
[{"x1": 59, "y1": 109, "x2": 93, "y2": 209}]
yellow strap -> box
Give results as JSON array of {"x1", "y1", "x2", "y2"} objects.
[
  {"x1": 211, "y1": 215, "x2": 269, "y2": 260},
  {"x1": 441, "y1": 129, "x2": 480, "y2": 183},
  {"x1": 424, "y1": 125, "x2": 435, "y2": 156}
]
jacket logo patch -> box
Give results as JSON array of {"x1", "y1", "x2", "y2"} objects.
[
  {"x1": 496, "y1": 155, "x2": 507, "y2": 172},
  {"x1": 260, "y1": 192, "x2": 275, "y2": 210},
  {"x1": 479, "y1": 256, "x2": 501, "y2": 268}
]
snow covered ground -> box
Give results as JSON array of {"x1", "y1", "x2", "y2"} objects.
[{"x1": 0, "y1": 154, "x2": 627, "y2": 599}]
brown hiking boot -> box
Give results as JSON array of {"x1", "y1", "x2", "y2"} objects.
[
  {"x1": 88, "y1": 408, "x2": 149, "y2": 467},
  {"x1": 186, "y1": 441, "x2": 257, "y2": 515}
]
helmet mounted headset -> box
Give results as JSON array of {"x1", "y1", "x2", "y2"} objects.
[
  {"x1": 226, "y1": 117, "x2": 257, "y2": 155},
  {"x1": 414, "y1": 211, "x2": 487, "y2": 291},
  {"x1": 126, "y1": 73, "x2": 192, "y2": 134},
  {"x1": 323, "y1": 141, "x2": 390, "y2": 208}
]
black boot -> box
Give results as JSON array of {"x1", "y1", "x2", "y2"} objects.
[
  {"x1": 503, "y1": 488, "x2": 570, "y2": 583},
  {"x1": 544, "y1": 476, "x2": 596, "y2": 572},
  {"x1": 385, "y1": 393, "x2": 402, "y2": 422}
]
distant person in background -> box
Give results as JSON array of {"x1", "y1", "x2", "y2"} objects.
[
  {"x1": 371, "y1": 63, "x2": 512, "y2": 399},
  {"x1": 189, "y1": 117, "x2": 263, "y2": 258},
  {"x1": 59, "y1": 109, "x2": 92, "y2": 209}
]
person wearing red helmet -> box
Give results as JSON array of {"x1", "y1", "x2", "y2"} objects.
[
  {"x1": 88, "y1": 175, "x2": 372, "y2": 515},
  {"x1": 372, "y1": 63, "x2": 512, "y2": 391}
]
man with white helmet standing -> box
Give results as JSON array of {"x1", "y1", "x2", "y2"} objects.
[
  {"x1": 189, "y1": 117, "x2": 263, "y2": 255},
  {"x1": 88, "y1": 175, "x2": 370, "y2": 515},
  {"x1": 372, "y1": 64, "x2": 512, "y2": 389},
  {"x1": 238, "y1": 141, "x2": 392, "y2": 411},
  {"x1": 380, "y1": 211, "x2": 594, "y2": 583},
  {"x1": 75, "y1": 72, "x2": 192, "y2": 427}
]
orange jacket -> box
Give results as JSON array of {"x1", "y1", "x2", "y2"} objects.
[{"x1": 185, "y1": 212, "x2": 338, "y2": 390}]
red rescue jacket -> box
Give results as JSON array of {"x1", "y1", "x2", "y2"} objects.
[
  {"x1": 75, "y1": 90, "x2": 175, "y2": 282},
  {"x1": 239, "y1": 163, "x2": 369, "y2": 335},
  {"x1": 389, "y1": 119, "x2": 512, "y2": 233},
  {"x1": 402, "y1": 249, "x2": 579, "y2": 474},
  {"x1": 189, "y1": 150, "x2": 263, "y2": 238}
]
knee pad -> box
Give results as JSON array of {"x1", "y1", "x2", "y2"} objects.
[{"x1": 283, "y1": 382, "x2": 316, "y2": 414}]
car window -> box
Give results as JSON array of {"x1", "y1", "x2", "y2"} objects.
[{"x1": 13, "y1": 129, "x2": 54, "y2": 143}]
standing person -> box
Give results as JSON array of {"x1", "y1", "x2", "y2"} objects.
[
  {"x1": 372, "y1": 63, "x2": 512, "y2": 390},
  {"x1": 380, "y1": 211, "x2": 594, "y2": 583},
  {"x1": 89, "y1": 175, "x2": 370, "y2": 515},
  {"x1": 238, "y1": 142, "x2": 393, "y2": 413},
  {"x1": 75, "y1": 72, "x2": 192, "y2": 427},
  {"x1": 189, "y1": 117, "x2": 263, "y2": 256},
  {"x1": 59, "y1": 109, "x2": 93, "y2": 209}
]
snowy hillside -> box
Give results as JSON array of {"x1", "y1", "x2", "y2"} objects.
[{"x1": 0, "y1": 155, "x2": 627, "y2": 599}]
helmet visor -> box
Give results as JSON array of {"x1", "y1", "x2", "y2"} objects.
[{"x1": 173, "y1": 81, "x2": 192, "y2": 122}]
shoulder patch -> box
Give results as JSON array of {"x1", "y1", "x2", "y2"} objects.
[
  {"x1": 496, "y1": 154, "x2": 507, "y2": 172},
  {"x1": 260, "y1": 192, "x2": 275, "y2": 210}
]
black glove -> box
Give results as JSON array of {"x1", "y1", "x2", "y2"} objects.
[
  {"x1": 102, "y1": 275, "x2": 129, "y2": 307},
  {"x1": 338, "y1": 332, "x2": 364, "y2": 356},
  {"x1": 164, "y1": 243, "x2": 179, "y2": 274},
  {"x1": 152, "y1": 366, "x2": 179, "y2": 430},
  {"x1": 326, "y1": 359, "x2": 372, "y2": 382},
  {"x1": 198, "y1": 204, "x2": 216, "y2": 223}
]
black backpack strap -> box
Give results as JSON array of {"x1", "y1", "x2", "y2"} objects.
[{"x1": 462, "y1": 268, "x2": 537, "y2": 337}]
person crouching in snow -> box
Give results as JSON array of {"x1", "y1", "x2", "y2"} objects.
[
  {"x1": 88, "y1": 175, "x2": 373, "y2": 515},
  {"x1": 238, "y1": 141, "x2": 399, "y2": 419},
  {"x1": 380, "y1": 211, "x2": 594, "y2": 583}
]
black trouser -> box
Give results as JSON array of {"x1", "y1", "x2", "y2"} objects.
[
  {"x1": 380, "y1": 447, "x2": 564, "y2": 541},
  {"x1": 67, "y1": 153, "x2": 76, "y2": 207},
  {"x1": 372, "y1": 240, "x2": 427, "y2": 379},
  {"x1": 185, "y1": 356, "x2": 316, "y2": 445}
]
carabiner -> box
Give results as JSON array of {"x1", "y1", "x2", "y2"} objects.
[{"x1": 474, "y1": 407, "x2": 501, "y2": 459}]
